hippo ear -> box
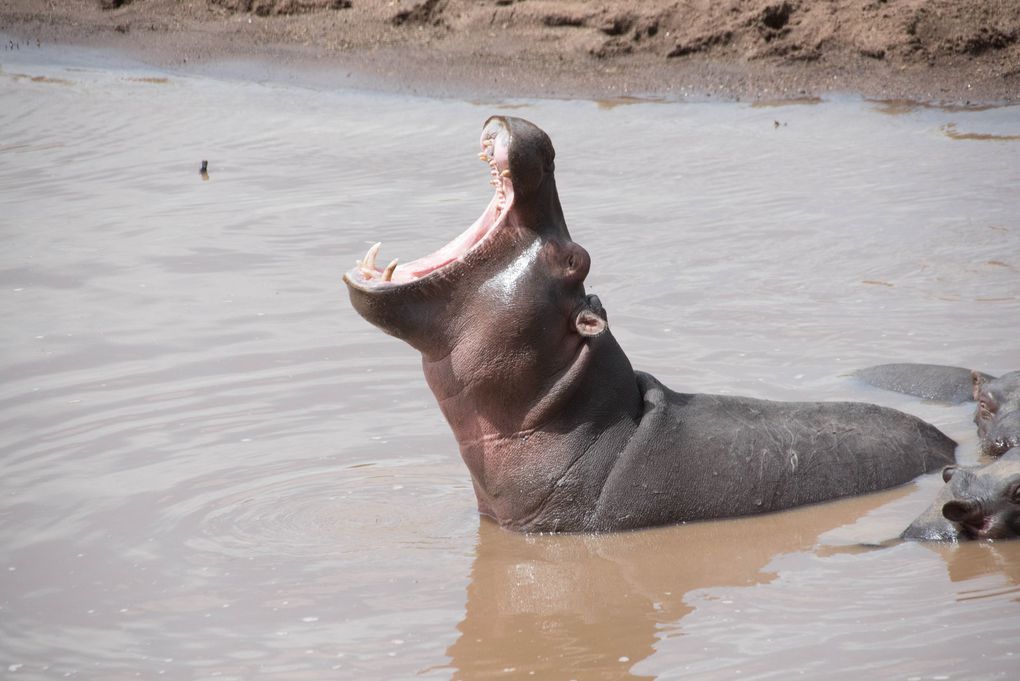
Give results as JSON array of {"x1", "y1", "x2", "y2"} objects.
[
  {"x1": 1007, "y1": 480, "x2": 1020, "y2": 504},
  {"x1": 562, "y1": 243, "x2": 591, "y2": 284},
  {"x1": 972, "y1": 370, "x2": 987, "y2": 401},
  {"x1": 942, "y1": 499, "x2": 979, "y2": 523},
  {"x1": 941, "y1": 465, "x2": 958, "y2": 483}
]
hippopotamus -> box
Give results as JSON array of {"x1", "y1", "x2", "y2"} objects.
[
  {"x1": 342, "y1": 115, "x2": 956, "y2": 533},
  {"x1": 857, "y1": 363, "x2": 1020, "y2": 457},
  {"x1": 974, "y1": 372, "x2": 1020, "y2": 456},
  {"x1": 902, "y1": 448, "x2": 1020, "y2": 541}
]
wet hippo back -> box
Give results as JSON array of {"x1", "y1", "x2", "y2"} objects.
[
  {"x1": 855, "y1": 363, "x2": 991, "y2": 403},
  {"x1": 568, "y1": 373, "x2": 957, "y2": 532}
]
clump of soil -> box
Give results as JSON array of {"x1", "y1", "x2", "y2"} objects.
[
  {"x1": 210, "y1": 0, "x2": 350, "y2": 17},
  {"x1": 390, "y1": 0, "x2": 446, "y2": 27}
]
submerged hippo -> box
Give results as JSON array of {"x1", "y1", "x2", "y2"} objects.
[
  {"x1": 902, "y1": 448, "x2": 1020, "y2": 541},
  {"x1": 857, "y1": 364, "x2": 1020, "y2": 456},
  {"x1": 343, "y1": 116, "x2": 956, "y2": 533}
]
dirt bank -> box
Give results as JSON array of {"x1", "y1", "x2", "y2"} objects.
[{"x1": 2, "y1": 0, "x2": 1019, "y2": 102}]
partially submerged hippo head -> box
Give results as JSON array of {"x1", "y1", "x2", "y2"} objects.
[
  {"x1": 973, "y1": 371, "x2": 1020, "y2": 457},
  {"x1": 854, "y1": 363, "x2": 1019, "y2": 458},
  {"x1": 902, "y1": 449, "x2": 1020, "y2": 542}
]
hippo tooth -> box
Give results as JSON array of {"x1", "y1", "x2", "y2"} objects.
[
  {"x1": 356, "y1": 260, "x2": 374, "y2": 278},
  {"x1": 382, "y1": 259, "x2": 399, "y2": 282},
  {"x1": 360, "y1": 242, "x2": 382, "y2": 271},
  {"x1": 500, "y1": 169, "x2": 511, "y2": 178},
  {"x1": 479, "y1": 153, "x2": 490, "y2": 162}
]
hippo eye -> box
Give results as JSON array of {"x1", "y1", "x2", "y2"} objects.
[
  {"x1": 979, "y1": 401, "x2": 996, "y2": 418},
  {"x1": 1008, "y1": 481, "x2": 1020, "y2": 504},
  {"x1": 941, "y1": 465, "x2": 957, "y2": 483}
]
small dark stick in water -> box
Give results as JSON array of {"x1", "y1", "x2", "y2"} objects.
[{"x1": 200, "y1": 160, "x2": 209, "y2": 181}]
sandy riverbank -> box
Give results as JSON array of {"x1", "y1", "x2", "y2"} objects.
[{"x1": 2, "y1": 0, "x2": 1019, "y2": 102}]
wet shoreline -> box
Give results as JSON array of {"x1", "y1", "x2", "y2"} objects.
[{"x1": 2, "y1": 0, "x2": 1020, "y2": 104}]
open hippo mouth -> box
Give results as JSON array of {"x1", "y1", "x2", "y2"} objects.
[
  {"x1": 956, "y1": 513, "x2": 998, "y2": 540},
  {"x1": 343, "y1": 117, "x2": 515, "y2": 291}
]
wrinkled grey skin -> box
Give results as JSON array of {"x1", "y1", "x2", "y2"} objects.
[
  {"x1": 344, "y1": 116, "x2": 957, "y2": 533},
  {"x1": 857, "y1": 364, "x2": 1020, "y2": 457},
  {"x1": 902, "y1": 448, "x2": 1020, "y2": 541}
]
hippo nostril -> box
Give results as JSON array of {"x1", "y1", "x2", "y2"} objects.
[
  {"x1": 942, "y1": 501, "x2": 964, "y2": 522},
  {"x1": 585, "y1": 294, "x2": 607, "y2": 321},
  {"x1": 942, "y1": 499, "x2": 983, "y2": 525}
]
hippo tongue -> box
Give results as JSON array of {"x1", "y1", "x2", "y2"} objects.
[{"x1": 352, "y1": 123, "x2": 514, "y2": 285}]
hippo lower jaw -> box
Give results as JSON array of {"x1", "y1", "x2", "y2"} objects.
[
  {"x1": 343, "y1": 118, "x2": 515, "y2": 291},
  {"x1": 900, "y1": 521, "x2": 961, "y2": 542}
]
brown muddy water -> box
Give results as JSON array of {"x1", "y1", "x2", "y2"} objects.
[{"x1": 2, "y1": 42, "x2": 1020, "y2": 681}]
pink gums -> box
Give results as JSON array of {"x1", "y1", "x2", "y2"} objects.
[{"x1": 363, "y1": 124, "x2": 513, "y2": 286}]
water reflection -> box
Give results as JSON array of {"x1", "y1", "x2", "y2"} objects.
[
  {"x1": 749, "y1": 96, "x2": 824, "y2": 108},
  {"x1": 941, "y1": 123, "x2": 1020, "y2": 141},
  {"x1": 449, "y1": 488, "x2": 910, "y2": 680},
  {"x1": 932, "y1": 541, "x2": 1020, "y2": 592},
  {"x1": 869, "y1": 98, "x2": 1006, "y2": 115}
]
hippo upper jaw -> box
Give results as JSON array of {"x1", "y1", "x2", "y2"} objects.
[
  {"x1": 343, "y1": 118, "x2": 516, "y2": 338},
  {"x1": 343, "y1": 116, "x2": 573, "y2": 353}
]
